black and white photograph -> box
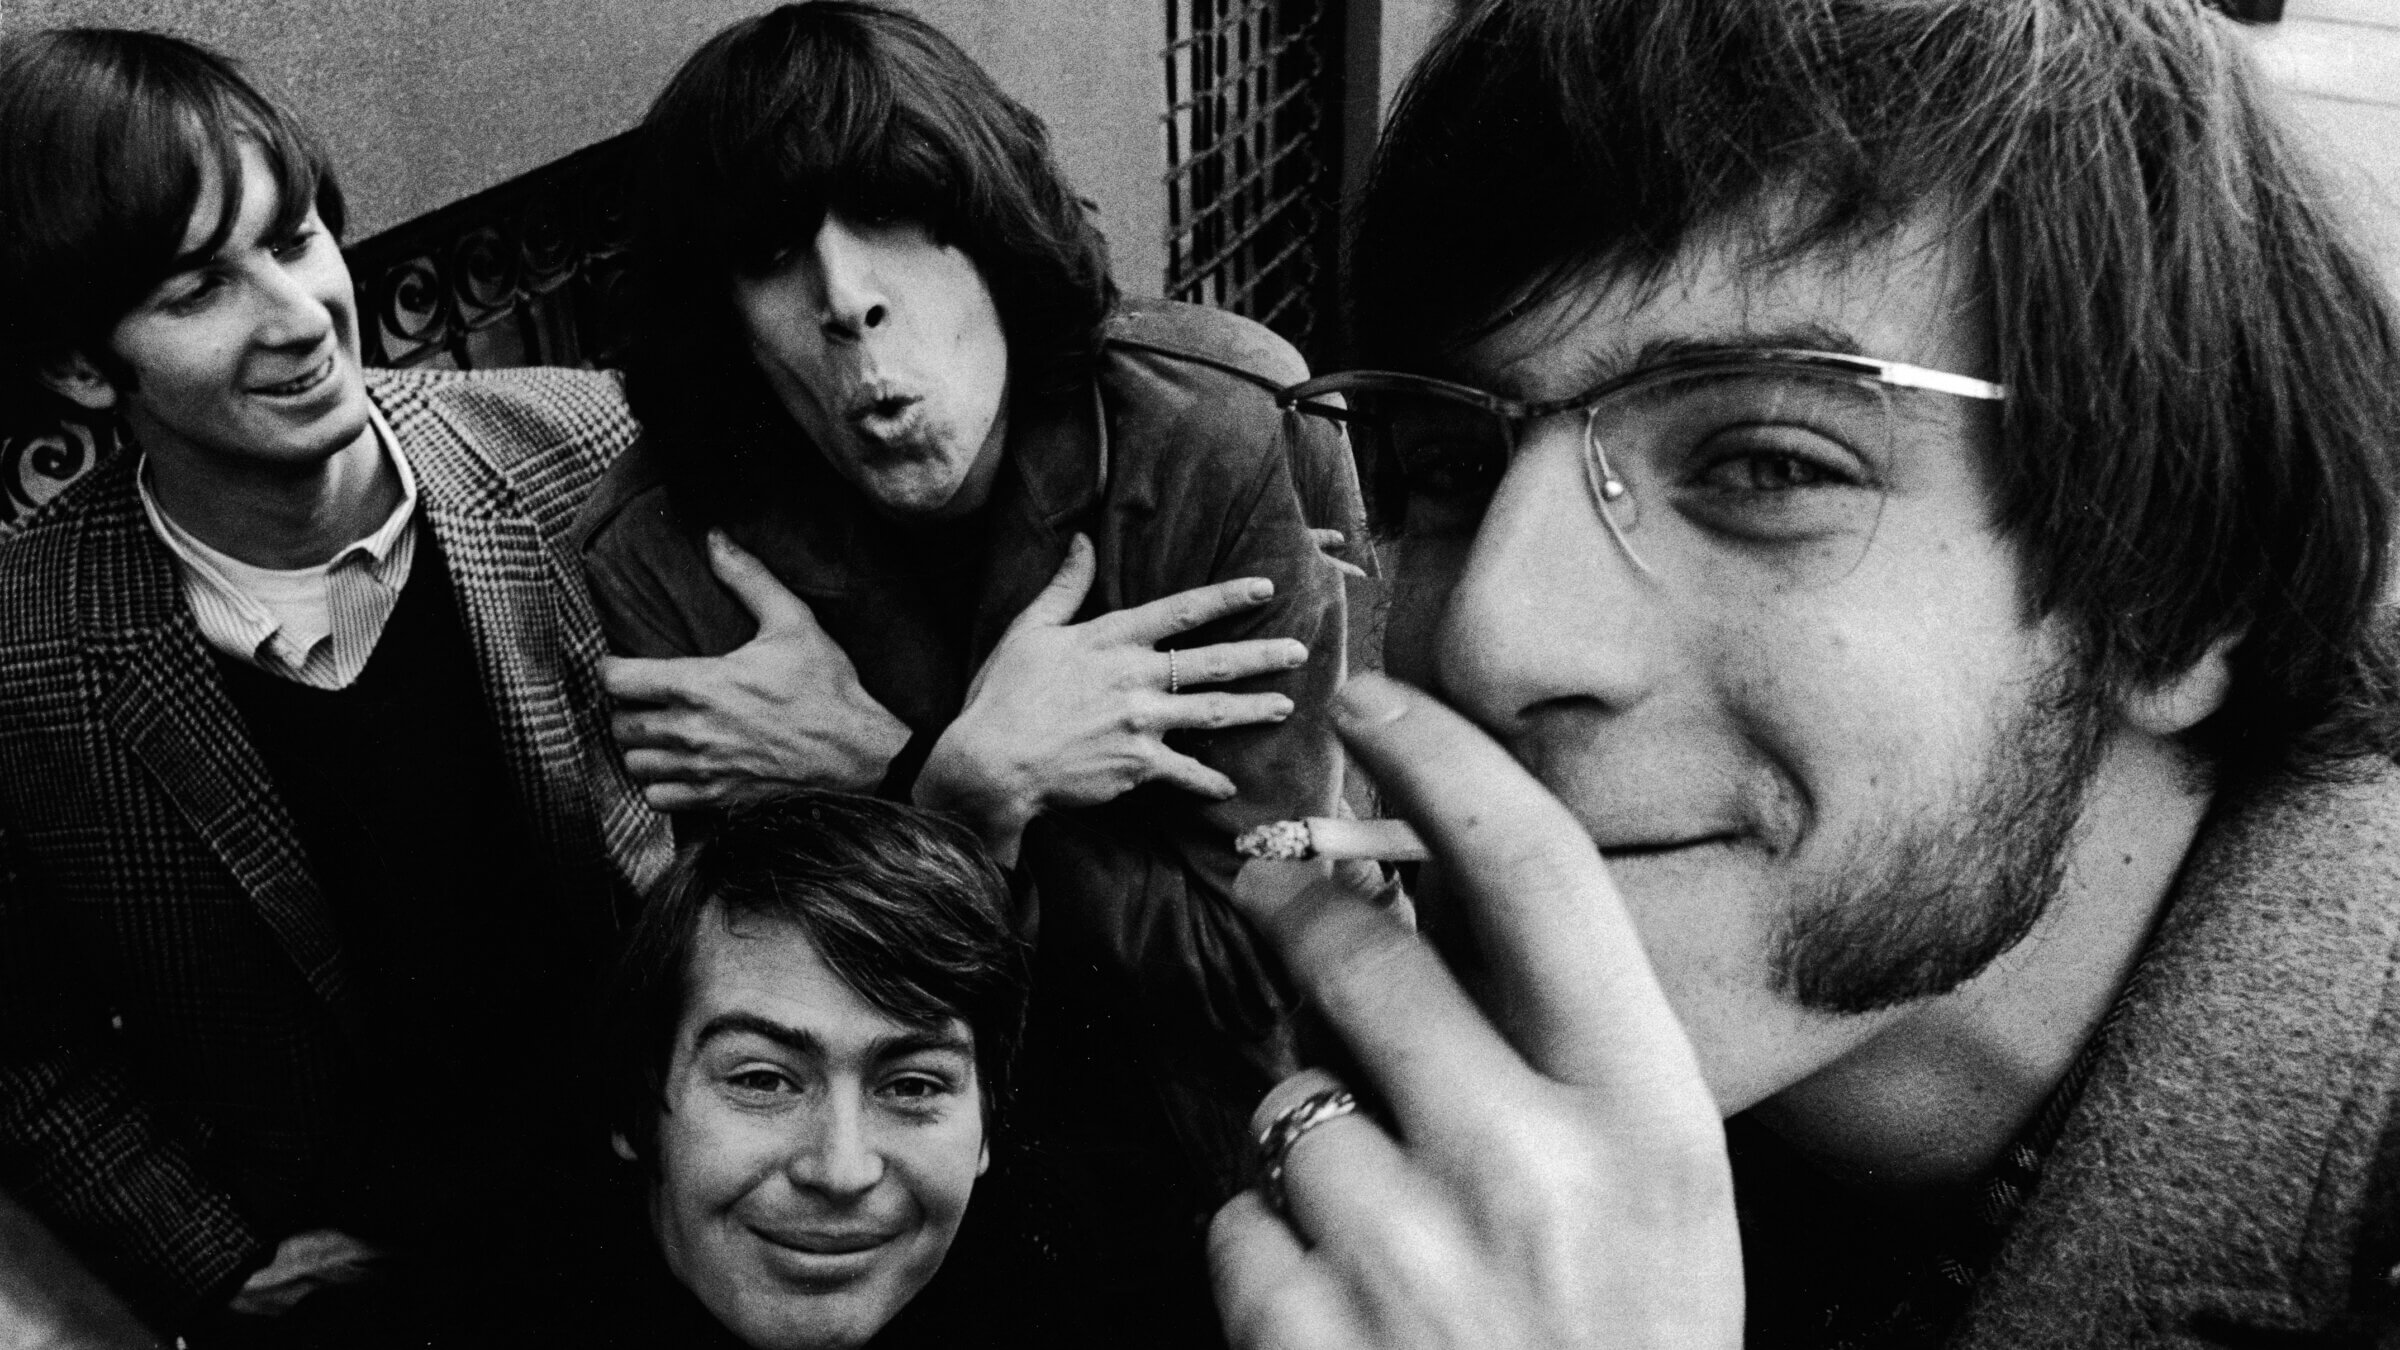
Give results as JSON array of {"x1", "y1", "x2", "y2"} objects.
[{"x1": 1, "y1": 0, "x2": 2396, "y2": 1345}]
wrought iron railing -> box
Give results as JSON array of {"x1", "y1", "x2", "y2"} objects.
[
  {"x1": 1162, "y1": 0, "x2": 1342, "y2": 363},
  {"x1": 349, "y1": 131, "x2": 639, "y2": 371}
]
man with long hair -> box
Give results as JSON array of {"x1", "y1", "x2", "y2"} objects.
[
  {"x1": 1209, "y1": 1, "x2": 2400, "y2": 1345},
  {"x1": 0, "y1": 28, "x2": 667, "y2": 1346},
  {"x1": 574, "y1": 3, "x2": 1365, "y2": 1338}
]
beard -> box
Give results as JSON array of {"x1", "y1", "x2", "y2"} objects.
[{"x1": 1769, "y1": 660, "x2": 2113, "y2": 1016}]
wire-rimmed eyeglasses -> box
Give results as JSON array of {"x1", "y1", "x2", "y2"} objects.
[{"x1": 1280, "y1": 349, "x2": 2007, "y2": 590}]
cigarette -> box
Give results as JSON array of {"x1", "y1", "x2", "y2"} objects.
[{"x1": 1235, "y1": 817, "x2": 1429, "y2": 862}]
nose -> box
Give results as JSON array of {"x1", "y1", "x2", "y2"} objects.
[
  {"x1": 811, "y1": 215, "x2": 893, "y2": 343},
  {"x1": 1433, "y1": 419, "x2": 1665, "y2": 737},
  {"x1": 253, "y1": 254, "x2": 335, "y2": 353},
  {"x1": 782, "y1": 1093, "x2": 886, "y2": 1200}
]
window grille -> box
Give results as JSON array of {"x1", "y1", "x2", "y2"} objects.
[{"x1": 1163, "y1": 0, "x2": 1342, "y2": 361}]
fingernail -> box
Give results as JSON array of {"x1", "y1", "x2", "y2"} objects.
[
  {"x1": 1283, "y1": 640, "x2": 1309, "y2": 667},
  {"x1": 706, "y1": 528, "x2": 729, "y2": 552},
  {"x1": 1248, "y1": 578, "x2": 1274, "y2": 602},
  {"x1": 1269, "y1": 697, "x2": 1294, "y2": 721},
  {"x1": 1335, "y1": 673, "x2": 1408, "y2": 728}
]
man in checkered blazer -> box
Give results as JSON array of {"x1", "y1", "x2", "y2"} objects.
[{"x1": 0, "y1": 30, "x2": 669, "y2": 1343}]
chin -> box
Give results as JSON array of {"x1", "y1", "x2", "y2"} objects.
[{"x1": 731, "y1": 1285, "x2": 908, "y2": 1350}]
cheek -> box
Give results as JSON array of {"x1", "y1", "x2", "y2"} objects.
[
  {"x1": 897, "y1": 1116, "x2": 988, "y2": 1228},
  {"x1": 654, "y1": 1095, "x2": 775, "y2": 1225},
  {"x1": 113, "y1": 321, "x2": 236, "y2": 408},
  {"x1": 1384, "y1": 535, "x2": 1472, "y2": 686}
]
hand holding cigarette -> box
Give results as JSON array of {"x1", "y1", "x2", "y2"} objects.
[{"x1": 1210, "y1": 673, "x2": 1739, "y2": 1350}]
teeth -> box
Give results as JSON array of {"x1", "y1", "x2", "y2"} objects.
[{"x1": 261, "y1": 356, "x2": 330, "y2": 396}]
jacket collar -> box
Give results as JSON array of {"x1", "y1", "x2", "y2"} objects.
[{"x1": 1952, "y1": 763, "x2": 2400, "y2": 1343}]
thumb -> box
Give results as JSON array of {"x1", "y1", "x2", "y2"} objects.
[
  {"x1": 1009, "y1": 533, "x2": 1097, "y2": 632},
  {"x1": 707, "y1": 529, "x2": 817, "y2": 638}
]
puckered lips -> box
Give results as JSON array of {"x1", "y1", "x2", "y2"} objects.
[{"x1": 841, "y1": 381, "x2": 931, "y2": 449}]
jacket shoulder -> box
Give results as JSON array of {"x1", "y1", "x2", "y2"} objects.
[
  {"x1": 0, "y1": 449, "x2": 137, "y2": 641},
  {"x1": 1101, "y1": 299, "x2": 1311, "y2": 394},
  {"x1": 368, "y1": 365, "x2": 638, "y2": 512}
]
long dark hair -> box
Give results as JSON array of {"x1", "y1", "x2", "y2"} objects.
[
  {"x1": 624, "y1": 0, "x2": 1117, "y2": 520},
  {"x1": 1357, "y1": 0, "x2": 2400, "y2": 784}
]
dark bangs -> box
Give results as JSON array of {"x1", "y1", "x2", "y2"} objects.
[
  {"x1": 0, "y1": 29, "x2": 342, "y2": 392},
  {"x1": 1353, "y1": 0, "x2": 1998, "y2": 370},
  {"x1": 666, "y1": 11, "x2": 978, "y2": 275}
]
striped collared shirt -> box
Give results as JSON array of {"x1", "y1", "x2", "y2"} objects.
[{"x1": 137, "y1": 405, "x2": 420, "y2": 691}]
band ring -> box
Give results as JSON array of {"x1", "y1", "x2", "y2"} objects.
[
  {"x1": 1257, "y1": 1085, "x2": 1359, "y2": 1213},
  {"x1": 1167, "y1": 648, "x2": 1180, "y2": 695}
]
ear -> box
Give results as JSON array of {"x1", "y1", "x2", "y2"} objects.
[
  {"x1": 610, "y1": 1131, "x2": 638, "y2": 1164},
  {"x1": 2118, "y1": 632, "x2": 2239, "y2": 738},
  {"x1": 38, "y1": 351, "x2": 120, "y2": 413}
]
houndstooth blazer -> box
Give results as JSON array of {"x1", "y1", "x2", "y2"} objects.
[{"x1": 0, "y1": 366, "x2": 670, "y2": 1324}]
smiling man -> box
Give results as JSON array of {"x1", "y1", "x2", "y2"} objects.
[
  {"x1": 1207, "y1": 0, "x2": 2400, "y2": 1346},
  {"x1": 0, "y1": 28, "x2": 667, "y2": 1346},
  {"x1": 601, "y1": 791, "x2": 1054, "y2": 1349}
]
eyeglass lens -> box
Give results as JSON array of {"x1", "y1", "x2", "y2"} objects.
[{"x1": 1333, "y1": 367, "x2": 1897, "y2": 591}]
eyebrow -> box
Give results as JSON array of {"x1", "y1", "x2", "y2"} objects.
[
  {"x1": 691, "y1": 1011, "x2": 974, "y2": 1062},
  {"x1": 1483, "y1": 322, "x2": 1867, "y2": 400}
]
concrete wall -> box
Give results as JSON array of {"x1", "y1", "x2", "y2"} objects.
[
  {"x1": 0, "y1": 0, "x2": 1171, "y2": 291},
  {"x1": 2247, "y1": 0, "x2": 2400, "y2": 301}
]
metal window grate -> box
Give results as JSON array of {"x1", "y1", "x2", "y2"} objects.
[{"x1": 1163, "y1": 0, "x2": 1341, "y2": 361}]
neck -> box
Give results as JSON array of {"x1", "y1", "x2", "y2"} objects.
[
  {"x1": 144, "y1": 420, "x2": 394, "y2": 569},
  {"x1": 1753, "y1": 727, "x2": 2212, "y2": 1189}
]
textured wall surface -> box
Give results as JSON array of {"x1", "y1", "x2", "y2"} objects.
[
  {"x1": 2249, "y1": 0, "x2": 2400, "y2": 300},
  {"x1": 0, "y1": 0, "x2": 1171, "y2": 291}
]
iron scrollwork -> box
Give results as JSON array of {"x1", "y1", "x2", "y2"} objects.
[{"x1": 348, "y1": 130, "x2": 639, "y2": 372}]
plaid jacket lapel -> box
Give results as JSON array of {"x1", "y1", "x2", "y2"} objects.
[
  {"x1": 371, "y1": 371, "x2": 654, "y2": 909},
  {"x1": 76, "y1": 457, "x2": 356, "y2": 1013}
]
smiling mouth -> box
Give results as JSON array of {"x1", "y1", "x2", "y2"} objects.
[
  {"x1": 755, "y1": 1227, "x2": 897, "y2": 1257},
  {"x1": 252, "y1": 354, "x2": 335, "y2": 399},
  {"x1": 1598, "y1": 835, "x2": 1739, "y2": 862}
]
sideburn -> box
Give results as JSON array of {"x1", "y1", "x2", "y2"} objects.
[{"x1": 1770, "y1": 662, "x2": 2112, "y2": 1015}]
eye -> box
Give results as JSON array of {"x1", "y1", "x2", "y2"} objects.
[
  {"x1": 723, "y1": 1065, "x2": 800, "y2": 1098},
  {"x1": 1673, "y1": 423, "x2": 1883, "y2": 545},
  {"x1": 269, "y1": 228, "x2": 318, "y2": 263},
  {"x1": 1689, "y1": 427, "x2": 1864, "y2": 493},
  {"x1": 159, "y1": 272, "x2": 224, "y2": 315},
  {"x1": 877, "y1": 1069, "x2": 964, "y2": 1116}
]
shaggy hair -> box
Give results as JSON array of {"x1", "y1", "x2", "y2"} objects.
[{"x1": 1354, "y1": 0, "x2": 2400, "y2": 784}]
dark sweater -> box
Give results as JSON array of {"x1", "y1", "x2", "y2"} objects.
[{"x1": 212, "y1": 529, "x2": 617, "y2": 1336}]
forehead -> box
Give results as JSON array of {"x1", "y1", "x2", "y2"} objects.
[
  {"x1": 171, "y1": 138, "x2": 287, "y2": 262},
  {"x1": 1458, "y1": 213, "x2": 1993, "y2": 400},
  {"x1": 678, "y1": 908, "x2": 955, "y2": 1049}
]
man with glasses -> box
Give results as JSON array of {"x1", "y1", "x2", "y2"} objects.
[{"x1": 1208, "y1": 0, "x2": 2400, "y2": 1346}]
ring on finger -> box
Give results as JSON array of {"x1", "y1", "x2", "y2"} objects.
[
  {"x1": 1257, "y1": 1085, "x2": 1360, "y2": 1215},
  {"x1": 1168, "y1": 647, "x2": 1180, "y2": 695}
]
